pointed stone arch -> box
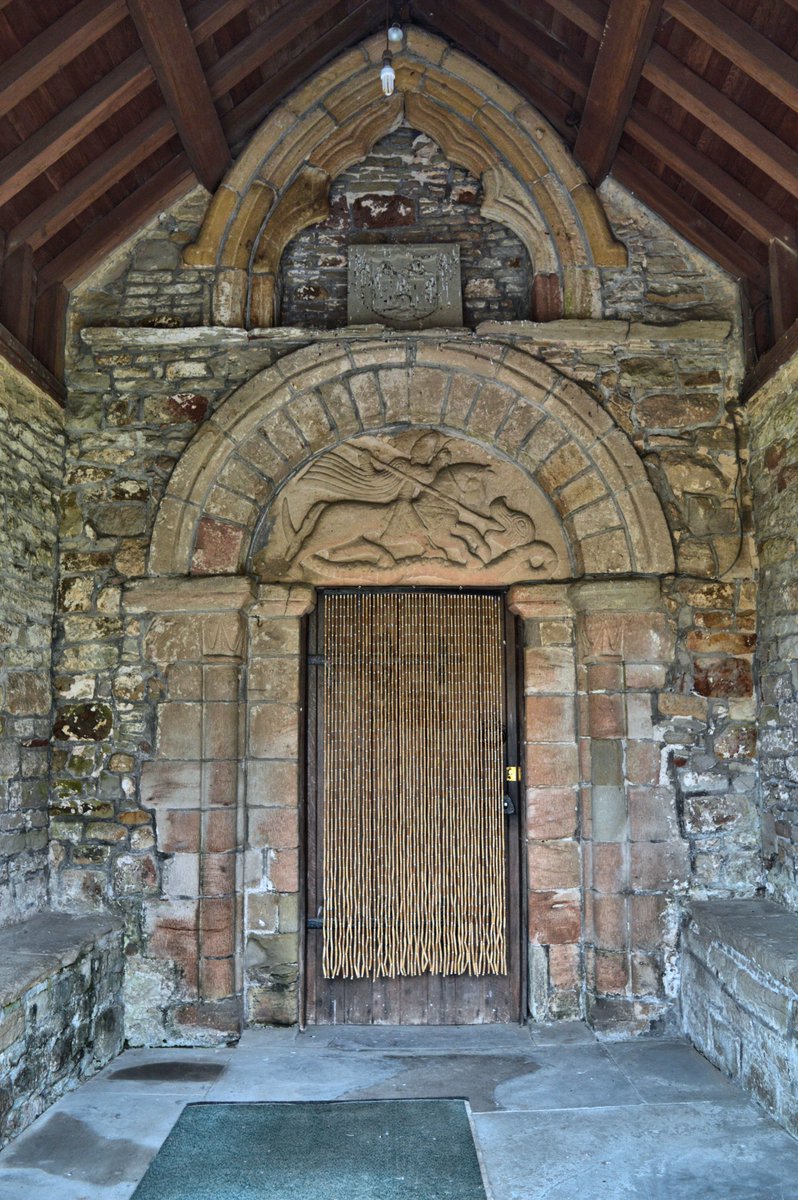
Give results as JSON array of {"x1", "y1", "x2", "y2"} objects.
[
  {"x1": 183, "y1": 29, "x2": 627, "y2": 328},
  {"x1": 148, "y1": 339, "x2": 674, "y2": 581}
]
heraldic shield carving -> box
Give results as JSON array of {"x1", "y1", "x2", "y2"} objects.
[
  {"x1": 347, "y1": 245, "x2": 463, "y2": 328},
  {"x1": 252, "y1": 430, "x2": 566, "y2": 585}
]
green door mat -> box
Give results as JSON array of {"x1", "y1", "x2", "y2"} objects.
[{"x1": 132, "y1": 1098, "x2": 489, "y2": 1200}]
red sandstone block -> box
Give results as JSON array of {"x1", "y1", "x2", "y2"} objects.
[
  {"x1": 201, "y1": 851, "x2": 236, "y2": 898},
  {"x1": 625, "y1": 740, "x2": 661, "y2": 785},
  {"x1": 249, "y1": 703, "x2": 299, "y2": 759},
  {"x1": 528, "y1": 889, "x2": 581, "y2": 944},
  {"x1": 591, "y1": 893, "x2": 628, "y2": 950},
  {"x1": 589, "y1": 842, "x2": 626, "y2": 893},
  {"x1": 205, "y1": 808, "x2": 237, "y2": 854},
  {"x1": 629, "y1": 841, "x2": 689, "y2": 890},
  {"x1": 629, "y1": 786, "x2": 678, "y2": 843},
  {"x1": 199, "y1": 896, "x2": 236, "y2": 956},
  {"x1": 621, "y1": 613, "x2": 675, "y2": 663},
  {"x1": 249, "y1": 805, "x2": 299, "y2": 851},
  {"x1": 203, "y1": 701, "x2": 240, "y2": 760},
  {"x1": 594, "y1": 950, "x2": 629, "y2": 995},
  {"x1": 629, "y1": 893, "x2": 668, "y2": 951},
  {"x1": 693, "y1": 657, "x2": 753, "y2": 698},
  {"x1": 523, "y1": 646, "x2": 575, "y2": 693},
  {"x1": 200, "y1": 956, "x2": 235, "y2": 1002},
  {"x1": 548, "y1": 943, "x2": 580, "y2": 989},
  {"x1": 586, "y1": 662, "x2": 623, "y2": 693},
  {"x1": 631, "y1": 952, "x2": 663, "y2": 998},
  {"x1": 525, "y1": 694, "x2": 575, "y2": 741},
  {"x1": 588, "y1": 692, "x2": 625, "y2": 738},
  {"x1": 151, "y1": 919, "x2": 200, "y2": 991},
  {"x1": 158, "y1": 703, "x2": 202, "y2": 760},
  {"x1": 204, "y1": 760, "x2": 238, "y2": 806},
  {"x1": 527, "y1": 839, "x2": 580, "y2": 890},
  {"x1": 192, "y1": 516, "x2": 245, "y2": 575},
  {"x1": 247, "y1": 759, "x2": 299, "y2": 806},
  {"x1": 269, "y1": 847, "x2": 299, "y2": 892},
  {"x1": 158, "y1": 809, "x2": 200, "y2": 853},
  {"x1": 526, "y1": 787, "x2": 578, "y2": 839},
  {"x1": 525, "y1": 743, "x2": 579, "y2": 787},
  {"x1": 625, "y1": 664, "x2": 667, "y2": 690}
]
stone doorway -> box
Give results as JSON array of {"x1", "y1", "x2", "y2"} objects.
[{"x1": 302, "y1": 588, "x2": 524, "y2": 1025}]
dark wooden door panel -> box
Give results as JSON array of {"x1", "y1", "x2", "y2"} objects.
[{"x1": 303, "y1": 588, "x2": 522, "y2": 1025}]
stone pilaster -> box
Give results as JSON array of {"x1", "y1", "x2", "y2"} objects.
[
  {"x1": 509, "y1": 585, "x2": 580, "y2": 1021},
  {"x1": 126, "y1": 576, "x2": 254, "y2": 1040},
  {"x1": 571, "y1": 579, "x2": 683, "y2": 1034},
  {"x1": 244, "y1": 583, "x2": 315, "y2": 1025}
]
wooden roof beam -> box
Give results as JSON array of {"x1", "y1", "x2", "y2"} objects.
[
  {"x1": 613, "y1": 148, "x2": 769, "y2": 291},
  {"x1": 419, "y1": 0, "x2": 576, "y2": 138},
  {"x1": 540, "y1": 0, "x2": 606, "y2": 41},
  {"x1": 664, "y1": 0, "x2": 798, "y2": 115},
  {"x1": 38, "y1": 156, "x2": 194, "y2": 290},
  {"x1": 207, "y1": 0, "x2": 345, "y2": 98},
  {"x1": 574, "y1": 0, "x2": 664, "y2": 185},
  {"x1": 128, "y1": 0, "x2": 231, "y2": 191},
  {"x1": 770, "y1": 234, "x2": 798, "y2": 343},
  {"x1": 0, "y1": 51, "x2": 155, "y2": 210},
  {"x1": 626, "y1": 104, "x2": 795, "y2": 245},
  {"x1": 453, "y1": 0, "x2": 591, "y2": 96},
  {"x1": 0, "y1": 243, "x2": 35, "y2": 348},
  {"x1": 0, "y1": 0, "x2": 128, "y2": 121},
  {"x1": 741, "y1": 318, "x2": 798, "y2": 402},
  {"x1": 643, "y1": 46, "x2": 798, "y2": 201},
  {"x1": 187, "y1": 0, "x2": 257, "y2": 45},
  {"x1": 7, "y1": 109, "x2": 175, "y2": 254}
]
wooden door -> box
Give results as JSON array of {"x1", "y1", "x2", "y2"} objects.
[{"x1": 303, "y1": 589, "x2": 523, "y2": 1025}]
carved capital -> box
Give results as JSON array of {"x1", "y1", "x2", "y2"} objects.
[
  {"x1": 251, "y1": 583, "x2": 317, "y2": 619},
  {"x1": 201, "y1": 612, "x2": 246, "y2": 660},
  {"x1": 508, "y1": 584, "x2": 572, "y2": 621}
]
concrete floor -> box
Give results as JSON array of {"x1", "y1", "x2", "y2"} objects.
[{"x1": 1, "y1": 1023, "x2": 797, "y2": 1200}]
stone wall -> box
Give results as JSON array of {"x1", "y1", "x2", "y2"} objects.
[
  {"x1": 0, "y1": 913, "x2": 124, "y2": 1147},
  {"x1": 748, "y1": 358, "x2": 798, "y2": 912},
  {"x1": 0, "y1": 359, "x2": 65, "y2": 925},
  {"x1": 279, "y1": 126, "x2": 531, "y2": 328},
  {"x1": 56, "y1": 123, "x2": 764, "y2": 1040}
]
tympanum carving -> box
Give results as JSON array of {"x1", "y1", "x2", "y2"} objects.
[{"x1": 252, "y1": 431, "x2": 565, "y2": 585}]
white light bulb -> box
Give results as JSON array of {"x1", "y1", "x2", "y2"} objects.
[
  {"x1": 387, "y1": 23, "x2": 403, "y2": 44},
  {"x1": 381, "y1": 57, "x2": 395, "y2": 96}
]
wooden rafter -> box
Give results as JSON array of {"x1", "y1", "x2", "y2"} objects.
[
  {"x1": 742, "y1": 318, "x2": 798, "y2": 402},
  {"x1": 574, "y1": 0, "x2": 664, "y2": 185},
  {"x1": 625, "y1": 105, "x2": 795, "y2": 245},
  {"x1": 0, "y1": 243, "x2": 35, "y2": 347},
  {"x1": 0, "y1": 51, "x2": 155, "y2": 210},
  {"x1": 0, "y1": 0, "x2": 127, "y2": 121},
  {"x1": 128, "y1": 0, "x2": 231, "y2": 191},
  {"x1": 613, "y1": 148, "x2": 769, "y2": 291},
  {"x1": 664, "y1": 0, "x2": 798, "y2": 115},
  {"x1": 37, "y1": 156, "x2": 194, "y2": 290},
  {"x1": 187, "y1": 0, "x2": 257, "y2": 45},
  {"x1": 643, "y1": 46, "x2": 798, "y2": 201},
  {"x1": 770, "y1": 234, "x2": 798, "y2": 342},
  {"x1": 541, "y1": 0, "x2": 605, "y2": 41},
  {"x1": 207, "y1": 0, "x2": 346, "y2": 99},
  {"x1": 453, "y1": 0, "x2": 591, "y2": 96},
  {"x1": 7, "y1": 110, "x2": 176, "y2": 254}
]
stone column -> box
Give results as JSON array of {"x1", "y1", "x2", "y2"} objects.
[
  {"x1": 509, "y1": 585, "x2": 580, "y2": 1021},
  {"x1": 128, "y1": 576, "x2": 254, "y2": 1040},
  {"x1": 244, "y1": 583, "x2": 315, "y2": 1026},
  {"x1": 571, "y1": 579, "x2": 683, "y2": 1034}
]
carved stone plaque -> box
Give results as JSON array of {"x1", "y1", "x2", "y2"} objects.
[
  {"x1": 252, "y1": 430, "x2": 567, "y2": 586},
  {"x1": 347, "y1": 244, "x2": 463, "y2": 328}
]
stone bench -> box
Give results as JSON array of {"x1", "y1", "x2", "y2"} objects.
[
  {"x1": 681, "y1": 899, "x2": 798, "y2": 1137},
  {"x1": 0, "y1": 912, "x2": 125, "y2": 1147}
]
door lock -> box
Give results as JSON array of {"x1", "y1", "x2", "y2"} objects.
[{"x1": 505, "y1": 765, "x2": 521, "y2": 782}]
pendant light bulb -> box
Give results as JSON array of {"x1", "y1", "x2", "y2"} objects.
[
  {"x1": 381, "y1": 50, "x2": 395, "y2": 96},
  {"x1": 387, "y1": 23, "x2": 403, "y2": 44}
]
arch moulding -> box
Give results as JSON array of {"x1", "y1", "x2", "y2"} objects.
[
  {"x1": 148, "y1": 339, "x2": 674, "y2": 583},
  {"x1": 182, "y1": 28, "x2": 627, "y2": 328}
]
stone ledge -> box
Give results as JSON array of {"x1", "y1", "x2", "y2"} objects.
[
  {"x1": 0, "y1": 912, "x2": 123, "y2": 1008},
  {"x1": 79, "y1": 318, "x2": 733, "y2": 353},
  {"x1": 686, "y1": 899, "x2": 798, "y2": 993}
]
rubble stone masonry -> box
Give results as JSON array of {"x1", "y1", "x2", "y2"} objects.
[
  {"x1": 0, "y1": 359, "x2": 65, "y2": 925},
  {"x1": 41, "y1": 120, "x2": 764, "y2": 1041}
]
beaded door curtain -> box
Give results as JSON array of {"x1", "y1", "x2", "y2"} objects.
[{"x1": 322, "y1": 591, "x2": 507, "y2": 980}]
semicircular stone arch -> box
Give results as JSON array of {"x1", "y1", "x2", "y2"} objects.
[
  {"x1": 149, "y1": 340, "x2": 675, "y2": 582},
  {"x1": 182, "y1": 27, "x2": 627, "y2": 328}
]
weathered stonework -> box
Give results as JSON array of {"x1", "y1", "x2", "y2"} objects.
[
  {"x1": 50, "y1": 36, "x2": 764, "y2": 1045},
  {"x1": 748, "y1": 356, "x2": 798, "y2": 913},
  {"x1": 0, "y1": 913, "x2": 124, "y2": 1147},
  {"x1": 0, "y1": 358, "x2": 65, "y2": 925}
]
